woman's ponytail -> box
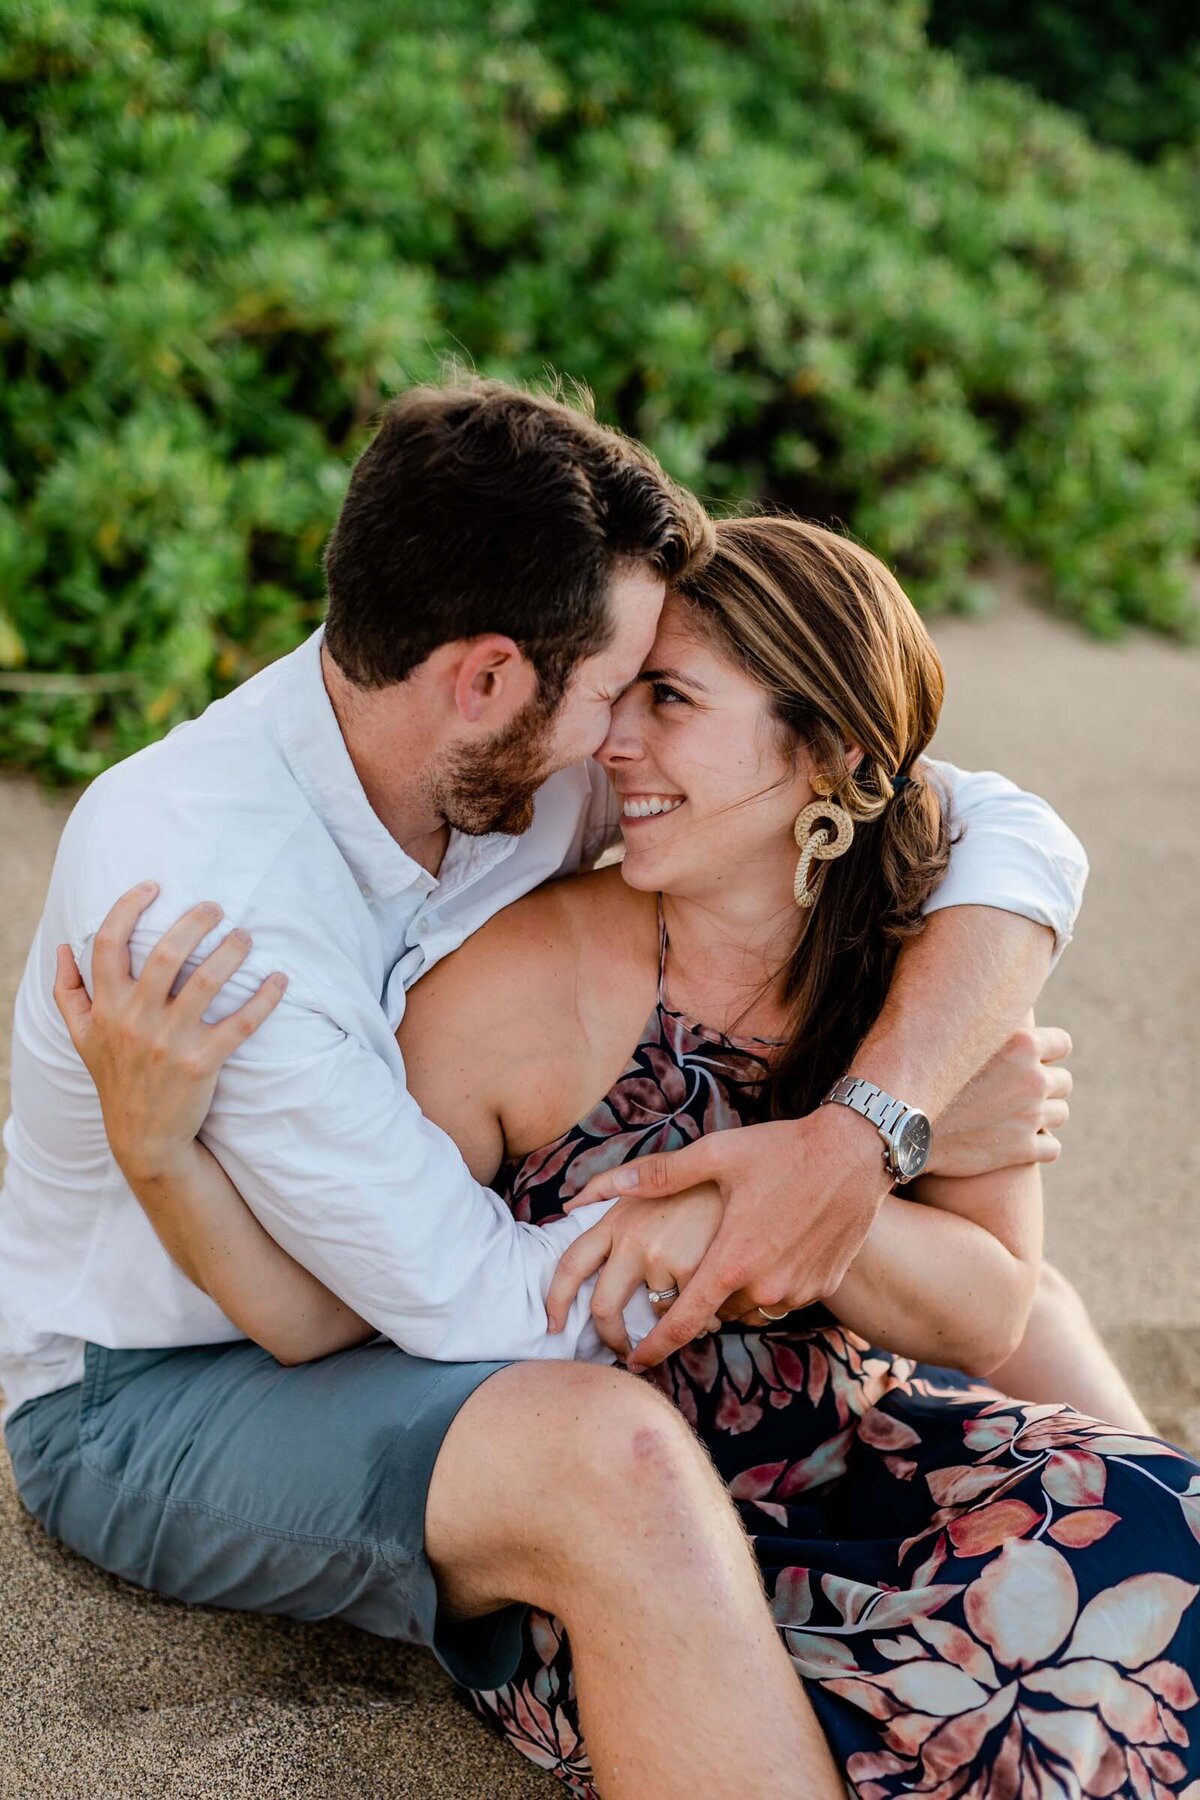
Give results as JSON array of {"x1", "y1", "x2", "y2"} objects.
[{"x1": 673, "y1": 515, "x2": 954, "y2": 1121}]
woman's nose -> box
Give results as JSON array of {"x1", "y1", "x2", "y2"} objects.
[{"x1": 596, "y1": 693, "x2": 645, "y2": 768}]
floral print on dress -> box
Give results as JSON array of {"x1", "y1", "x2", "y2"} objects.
[{"x1": 467, "y1": 923, "x2": 1200, "y2": 1798}]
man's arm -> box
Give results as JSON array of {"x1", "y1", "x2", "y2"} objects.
[
  {"x1": 842, "y1": 903, "x2": 1054, "y2": 1125},
  {"x1": 840, "y1": 756, "x2": 1084, "y2": 1120}
]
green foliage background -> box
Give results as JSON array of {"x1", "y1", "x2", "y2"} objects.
[
  {"x1": 929, "y1": 0, "x2": 1200, "y2": 162},
  {"x1": 2, "y1": 0, "x2": 1199, "y2": 779}
]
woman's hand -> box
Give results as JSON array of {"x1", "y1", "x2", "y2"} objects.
[
  {"x1": 928, "y1": 1019, "x2": 1072, "y2": 1179},
  {"x1": 54, "y1": 881, "x2": 288, "y2": 1182},
  {"x1": 546, "y1": 1182, "x2": 726, "y2": 1360}
]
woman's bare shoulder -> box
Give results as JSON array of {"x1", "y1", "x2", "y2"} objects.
[
  {"x1": 399, "y1": 866, "x2": 657, "y2": 1161},
  {"x1": 401, "y1": 866, "x2": 647, "y2": 1044},
  {"x1": 496, "y1": 865, "x2": 656, "y2": 1005}
]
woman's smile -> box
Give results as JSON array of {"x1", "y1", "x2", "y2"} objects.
[{"x1": 620, "y1": 792, "x2": 686, "y2": 821}]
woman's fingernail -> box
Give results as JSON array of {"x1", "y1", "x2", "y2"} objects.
[
  {"x1": 613, "y1": 1166, "x2": 640, "y2": 1191},
  {"x1": 271, "y1": 972, "x2": 288, "y2": 990},
  {"x1": 138, "y1": 880, "x2": 158, "y2": 894},
  {"x1": 231, "y1": 928, "x2": 251, "y2": 946}
]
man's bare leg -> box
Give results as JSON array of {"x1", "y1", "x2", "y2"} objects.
[
  {"x1": 427, "y1": 1360, "x2": 839, "y2": 1800},
  {"x1": 990, "y1": 1261, "x2": 1154, "y2": 1432}
]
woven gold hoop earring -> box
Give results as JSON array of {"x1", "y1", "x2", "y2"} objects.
[{"x1": 792, "y1": 800, "x2": 854, "y2": 908}]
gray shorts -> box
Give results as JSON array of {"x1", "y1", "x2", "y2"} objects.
[{"x1": 4, "y1": 1338, "x2": 522, "y2": 1689}]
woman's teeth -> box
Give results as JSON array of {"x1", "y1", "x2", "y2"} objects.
[{"x1": 622, "y1": 797, "x2": 684, "y2": 818}]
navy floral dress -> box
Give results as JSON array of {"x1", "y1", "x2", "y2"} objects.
[{"x1": 466, "y1": 920, "x2": 1200, "y2": 1798}]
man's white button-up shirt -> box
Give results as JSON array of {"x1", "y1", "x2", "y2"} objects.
[{"x1": 0, "y1": 629, "x2": 1088, "y2": 1419}]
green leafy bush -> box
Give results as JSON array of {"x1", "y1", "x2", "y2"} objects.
[
  {"x1": 928, "y1": 1, "x2": 1200, "y2": 162},
  {"x1": 2, "y1": 0, "x2": 1198, "y2": 779}
]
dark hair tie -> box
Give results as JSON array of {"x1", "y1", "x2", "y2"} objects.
[{"x1": 891, "y1": 773, "x2": 912, "y2": 794}]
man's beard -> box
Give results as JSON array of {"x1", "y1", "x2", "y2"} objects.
[{"x1": 439, "y1": 695, "x2": 558, "y2": 837}]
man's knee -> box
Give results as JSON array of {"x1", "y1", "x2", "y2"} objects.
[
  {"x1": 433, "y1": 1359, "x2": 700, "y2": 1517},
  {"x1": 426, "y1": 1360, "x2": 710, "y2": 1609}
]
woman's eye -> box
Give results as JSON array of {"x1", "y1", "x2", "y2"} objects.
[{"x1": 651, "y1": 682, "x2": 688, "y2": 707}]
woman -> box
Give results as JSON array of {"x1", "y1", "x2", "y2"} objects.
[{"x1": 63, "y1": 518, "x2": 1198, "y2": 1797}]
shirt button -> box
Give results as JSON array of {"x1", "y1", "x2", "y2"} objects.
[{"x1": 415, "y1": 914, "x2": 430, "y2": 932}]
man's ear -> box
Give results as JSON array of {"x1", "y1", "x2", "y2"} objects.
[{"x1": 450, "y1": 635, "x2": 538, "y2": 726}]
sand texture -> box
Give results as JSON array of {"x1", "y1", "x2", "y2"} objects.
[{"x1": 1, "y1": 591, "x2": 1197, "y2": 1796}]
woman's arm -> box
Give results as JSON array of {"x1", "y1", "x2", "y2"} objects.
[
  {"x1": 54, "y1": 897, "x2": 372, "y2": 1365},
  {"x1": 125, "y1": 1142, "x2": 374, "y2": 1364},
  {"x1": 825, "y1": 1163, "x2": 1043, "y2": 1376},
  {"x1": 553, "y1": 1162, "x2": 1041, "y2": 1373},
  {"x1": 820, "y1": 1006, "x2": 1053, "y2": 1372}
]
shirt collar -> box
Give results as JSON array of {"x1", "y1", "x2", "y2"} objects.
[{"x1": 273, "y1": 627, "x2": 517, "y2": 904}]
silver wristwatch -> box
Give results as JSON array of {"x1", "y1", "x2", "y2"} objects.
[{"x1": 821, "y1": 1075, "x2": 932, "y2": 1184}]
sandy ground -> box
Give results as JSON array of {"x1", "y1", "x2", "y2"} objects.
[{"x1": 0, "y1": 592, "x2": 1197, "y2": 1797}]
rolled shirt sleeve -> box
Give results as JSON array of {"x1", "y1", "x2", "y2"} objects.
[{"x1": 921, "y1": 758, "x2": 1088, "y2": 964}]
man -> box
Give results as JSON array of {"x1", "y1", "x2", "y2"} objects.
[{"x1": 1, "y1": 380, "x2": 1086, "y2": 1796}]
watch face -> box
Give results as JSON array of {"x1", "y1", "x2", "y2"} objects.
[{"x1": 894, "y1": 1113, "x2": 932, "y2": 1181}]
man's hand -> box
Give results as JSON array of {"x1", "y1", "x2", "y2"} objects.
[
  {"x1": 929, "y1": 1019, "x2": 1072, "y2": 1178},
  {"x1": 561, "y1": 1108, "x2": 890, "y2": 1370},
  {"x1": 54, "y1": 882, "x2": 288, "y2": 1182}
]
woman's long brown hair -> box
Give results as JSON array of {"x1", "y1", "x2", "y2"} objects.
[{"x1": 674, "y1": 515, "x2": 953, "y2": 1120}]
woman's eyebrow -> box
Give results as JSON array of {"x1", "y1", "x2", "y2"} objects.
[{"x1": 638, "y1": 665, "x2": 710, "y2": 693}]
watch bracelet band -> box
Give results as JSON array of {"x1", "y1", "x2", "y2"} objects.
[{"x1": 821, "y1": 1074, "x2": 909, "y2": 1141}]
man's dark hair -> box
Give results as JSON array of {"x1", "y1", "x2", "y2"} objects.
[{"x1": 323, "y1": 378, "x2": 714, "y2": 704}]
